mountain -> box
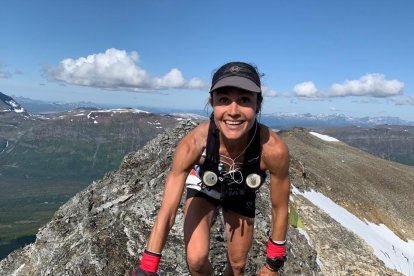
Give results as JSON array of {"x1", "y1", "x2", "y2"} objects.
[
  {"x1": 0, "y1": 92, "x2": 30, "y2": 129},
  {"x1": 0, "y1": 98, "x2": 186, "y2": 258},
  {"x1": 8, "y1": 94, "x2": 414, "y2": 128},
  {"x1": 10, "y1": 94, "x2": 414, "y2": 128},
  {"x1": 315, "y1": 125, "x2": 414, "y2": 166},
  {"x1": 12, "y1": 95, "x2": 210, "y2": 116},
  {"x1": 13, "y1": 96, "x2": 101, "y2": 113},
  {"x1": 0, "y1": 108, "x2": 182, "y2": 180},
  {"x1": 1, "y1": 122, "x2": 413, "y2": 275},
  {"x1": 261, "y1": 112, "x2": 414, "y2": 129},
  {"x1": 0, "y1": 92, "x2": 26, "y2": 114},
  {"x1": 283, "y1": 129, "x2": 414, "y2": 275}
]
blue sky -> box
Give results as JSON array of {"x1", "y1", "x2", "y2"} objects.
[{"x1": 1, "y1": 0, "x2": 414, "y2": 121}]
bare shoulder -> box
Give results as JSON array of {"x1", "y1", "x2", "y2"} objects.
[
  {"x1": 172, "y1": 121, "x2": 209, "y2": 172},
  {"x1": 178, "y1": 121, "x2": 209, "y2": 151},
  {"x1": 259, "y1": 124, "x2": 289, "y2": 173}
]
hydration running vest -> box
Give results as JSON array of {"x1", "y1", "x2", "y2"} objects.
[{"x1": 199, "y1": 119, "x2": 266, "y2": 193}]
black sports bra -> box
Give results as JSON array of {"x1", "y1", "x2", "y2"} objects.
[{"x1": 199, "y1": 119, "x2": 266, "y2": 189}]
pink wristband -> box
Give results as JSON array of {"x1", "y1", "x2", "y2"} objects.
[
  {"x1": 266, "y1": 238, "x2": 286, "y2": 258},
  {"x1": 139, "y1": 250, "x2": 161, "y2": 272}
]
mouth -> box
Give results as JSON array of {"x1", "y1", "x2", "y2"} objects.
[{"x1": 224, "y1": 120, "x2": 244, "y2": 126}]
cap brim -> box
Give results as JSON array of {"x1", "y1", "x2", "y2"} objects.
[{"x1": 210, "y1": 76, "x2": 261, "y2": 93}]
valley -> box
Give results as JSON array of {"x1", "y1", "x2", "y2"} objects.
[
  {"x1": 316, "y1": 125, "x2": 414, "y2": 166},
  {"x1": 0, "y1": 103, "x2": 182, "y2": 259}
]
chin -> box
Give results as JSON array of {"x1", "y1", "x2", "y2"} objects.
[{"x1": 219, "y1": 124, "x2": 250, "y2": 140}]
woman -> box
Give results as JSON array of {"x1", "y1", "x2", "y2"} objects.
[{"x1": 134, "y1": 62, "x2": 290, "y2": 276}]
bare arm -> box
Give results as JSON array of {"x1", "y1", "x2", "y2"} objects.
[
  {"x1": 262, "y1": 130, "x2": 290, "y2": 242},
  {"x1": 258, "y1": 130, "x2": 290, "y2": 276},
  {"x1": 145, "y1": 125, "x2": 206, "y2": 254}
]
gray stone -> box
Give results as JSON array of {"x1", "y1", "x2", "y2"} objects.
[{"x1": 2, "y1": 121, "x2": 411, "y2": 275}]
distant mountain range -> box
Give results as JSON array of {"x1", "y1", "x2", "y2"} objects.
[
  {"x1": 11, "y1": 93, "x2": 414, "y2": 128},
  {"x1": 3, "y1": 92, "x2": 414, "y2": 168},
  {"x1": 12, "y1": 95, "x2": 103, "y2": 113},
  {"x1": 261, "y1": 112, "x2": 414, "y2": 129}
]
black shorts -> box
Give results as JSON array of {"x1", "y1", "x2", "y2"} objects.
[{"x1": 185, "y1": 170, "x2": 257, "y2": 218}]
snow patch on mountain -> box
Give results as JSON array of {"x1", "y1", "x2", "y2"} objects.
[
  {"x1": 309, "y1": 132, "x2": 340, "y2": 142},
  {"x1": 172, "y1": 113, "x2": 208, "y2": 121},
  {"x1": 5, "y1": 100, "x2": 25, "y2": 113},
  {"x1": 292, "y1": 186, "x2": 414, "y2": 275},
  {"x1": 0, "y1": 92, "x2": 26, "y2": 114},
  {"x1": 147, "y1": 120, "x2": 163, "y2": 129}
]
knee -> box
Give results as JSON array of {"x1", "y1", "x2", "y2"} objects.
[
  {"x1": 227, "y1": 257, "x2": 247, "y2": 274},
  {"x1": 186, "y1": 251, "x2": 210, "y2": 272}
]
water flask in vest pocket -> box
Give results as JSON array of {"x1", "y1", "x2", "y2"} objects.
[
  {"x1": 246, "y1": 173, "x2": 262, "y2": 189},
  {"x1": 202, "y1": 171, "x2": 218, "y2": 186}
]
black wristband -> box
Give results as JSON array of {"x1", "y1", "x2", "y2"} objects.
[
  {"x1": 266, "y1": 256, "x2": 286, "y2": 271},
  {"x1": 144, "y1": 249, "x2": 162, "y2": 257}
]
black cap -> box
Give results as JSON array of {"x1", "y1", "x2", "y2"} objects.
[{"x1": 210, "y1": 62, "x2": 261, "y2": 93}]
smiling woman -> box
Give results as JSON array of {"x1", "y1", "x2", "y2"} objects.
[{"x1": 133, "y1": 62, "x2": 291, "y2": 276}]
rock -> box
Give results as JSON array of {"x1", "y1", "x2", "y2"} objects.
[{"x1": 2, "y1": 121, "x2": 408, "y2": 275}]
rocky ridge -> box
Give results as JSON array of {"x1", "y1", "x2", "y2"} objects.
[{"x1": 1, "y1": 121, "x2": 410, "y2": 275}]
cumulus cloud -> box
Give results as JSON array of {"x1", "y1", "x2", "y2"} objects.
[
  {"x1": 328, "y1": 73, "x2": 404, "y2": 97},
  {"x1": 293, "y1": 81, "x2": 319, "y2": 97},
  {"x1": 46, "y1": 48, "x2": 206, "y2": 91}
]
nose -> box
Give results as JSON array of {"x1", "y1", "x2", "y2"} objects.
[{"x1": 228, "y1": 101, "x2": 240, "y2": 116}]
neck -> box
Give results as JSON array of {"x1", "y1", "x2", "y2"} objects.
[
  {"x1": 219, "y1": 132, "x2": 249, "y2": 160},
  {"x1": 214, "y1": 119, "x2": 258, "y2": 161}
]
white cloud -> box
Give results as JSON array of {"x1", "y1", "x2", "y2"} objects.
[
  {"x1": 261, "y1": 86, "x2": 278, "y2": 97},
  {"x1": 293, "y1": 81, "x2": 319, "y2": 97},
  {"x1": 328, "y1": 73, "x2": 404, "y2": 97},
  {"x1": 188, "y1": 78, "x2": 205, "y2": 89},
  {"x1": 391, "y1": 95, "x2": 414, "y2": 105},
  {"x1": 153, "y1": 68, "x2": 185, "y2": 89},
  {"x1": 153, "y1": 68, "x2": 204, "y2": 90},
  {"x1": 47, "y1": 48, "x2": 206, "y2": 91}
]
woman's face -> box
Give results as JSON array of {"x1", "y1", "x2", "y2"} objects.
[{"x1": 211, "y1": 88, "x2": 258, "y2": 141}]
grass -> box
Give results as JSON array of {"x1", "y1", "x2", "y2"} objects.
[
  {"x1": 0, "y1": 111, "x2": 179, "y2": 259},
  {"x1": 0, "y1": 177, "x2": 90, "y2": 258}
]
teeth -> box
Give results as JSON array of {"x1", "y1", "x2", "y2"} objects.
[{"x1": 225, "y1": 121, "x2": 242, "y2": 125}]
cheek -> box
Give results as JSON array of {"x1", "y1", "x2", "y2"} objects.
[
  {"x1": 244, "y1": 105, "x2": 258, "y2": 116},
  {"x1": 212, "y1": 105, "x2": 223, "y2": 116}
]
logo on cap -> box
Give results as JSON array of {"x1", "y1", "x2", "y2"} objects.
[{"x1": 229, "y1": 66, "x2": 241, "y2": 73}]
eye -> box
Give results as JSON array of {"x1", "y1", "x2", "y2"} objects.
[
  {"x1": 237, "y1": 96, "x2": 254, "y2": 106},
  {"x1": 217, "y1": 96, "x2": 230, "y2": 105},
  {"x1": 240, "y1": 97, "x2": 251, "y2": 104}
]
